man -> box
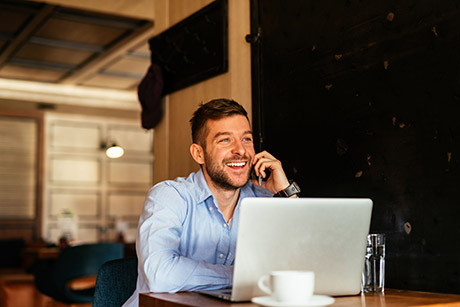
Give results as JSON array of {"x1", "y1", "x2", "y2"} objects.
[{"x1": 123, "y1": 99, "x2": 299, "y2": 306}]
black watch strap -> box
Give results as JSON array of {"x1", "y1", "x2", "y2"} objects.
[{"x1": 274, "y1": 181, "x2": 301, "y2": 198}]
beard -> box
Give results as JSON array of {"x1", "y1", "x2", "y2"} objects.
[{"x1": 203, "y1": 152, "x2": 251, "y2": 191}]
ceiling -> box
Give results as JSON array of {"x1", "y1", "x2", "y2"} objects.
[{"x1": 0, "y1": 0, "x2": 153, "y2": 91}]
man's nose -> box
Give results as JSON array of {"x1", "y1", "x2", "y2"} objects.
[{"x1": 232, "y1": 140, "x2": 246, "y2": 155}]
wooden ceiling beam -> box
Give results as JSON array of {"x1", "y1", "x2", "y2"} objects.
[
  {"x1": 60, "y1": 21, "x2": 154, "y2": 85},
  {"x1": 0, "y1": 4, "x2": 55, "y2": 66}
]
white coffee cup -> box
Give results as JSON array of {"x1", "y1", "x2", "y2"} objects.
[{"x1": 258, "y1": 270, "x2": 315, "y2": 303}]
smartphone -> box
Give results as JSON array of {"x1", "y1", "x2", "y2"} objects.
[{"x1": 250, "y1": 166, "x2": 263, "y2": 186}]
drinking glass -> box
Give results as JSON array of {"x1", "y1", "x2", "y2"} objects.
[{"x1": 362, "y1": 233, "x2": 385, "y2": 292}]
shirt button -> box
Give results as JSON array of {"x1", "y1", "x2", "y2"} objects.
[
  {"x1": 219, "y1": 253, "x2": 224, "y2": 258},
  {"x1": 223, "y1": 223, "x2": 227, "y2": 227}
]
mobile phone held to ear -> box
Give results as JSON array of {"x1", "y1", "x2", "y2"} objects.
[{"x1": 251, "y1": 167, "x2": 263, "y2": 186}]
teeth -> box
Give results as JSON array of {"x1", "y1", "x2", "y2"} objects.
[{"x1": 227, "y1": 162, "x2": 246, "y2": 167}]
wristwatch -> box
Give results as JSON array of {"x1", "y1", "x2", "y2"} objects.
[{"x1": 274, "y1": 180, "x2": 301, "y2": 198}]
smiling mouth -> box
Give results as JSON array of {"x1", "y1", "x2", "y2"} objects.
[{"x1": 226, "y1": 161, "x2": 247, "y2": 168}]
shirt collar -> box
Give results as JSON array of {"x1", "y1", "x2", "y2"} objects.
[
  {"x1": 194, "y1": 168, "x2": 254, "y2": 207},
  {"x1": 194, "y1": 168, "x2": 214, "y2": 204}
]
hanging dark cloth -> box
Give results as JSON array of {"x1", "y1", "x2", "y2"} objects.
[{"x1": 138, "y1": 63, "x2": 164, "y2": 130}]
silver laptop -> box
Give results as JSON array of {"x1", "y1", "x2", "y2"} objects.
[{"x1": 199, "y1": 197, "x2": 373, "y2": 301}]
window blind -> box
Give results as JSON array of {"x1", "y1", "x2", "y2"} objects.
[{"x1": 0, "y1": 116, "x2": 38, "y2": 219}]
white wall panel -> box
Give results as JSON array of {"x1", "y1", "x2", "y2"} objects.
[
  {"x1": 108, "y1": 160, "x2": 152, "y2": 185},
  {"x1": 50, "y1": 122, "x2": 101, "y2": 150},
  {"x1": 77, "y1": 227, "x2": 99, "y2": 243},
  {"x1": 44, "y1": 114, "x2": 153, "y2": 244},
  {"x1": 49, "y1": 191, "x2": 99, "y2": 217},
  {"x1": 108, "y1": 193, "x2": 145, "y2": 218},
  {"x1": 50, "y1": 157, "x2": 100, "y2": 183},
  {"x1": 108, "y1": 125, "x2": 152, "y2": 153}
]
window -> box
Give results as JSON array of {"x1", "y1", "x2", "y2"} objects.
[{"x1": 0, "y1": 116, "x2": 39, "y2": 218}]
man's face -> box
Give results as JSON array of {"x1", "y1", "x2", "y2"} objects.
[{"x1": 201, "y1": 115, "x2": 255, "y2": 190}]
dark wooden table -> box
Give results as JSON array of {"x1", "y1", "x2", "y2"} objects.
[{"x1": 139, "y1": 289, "x2": 460, "y2": 307}]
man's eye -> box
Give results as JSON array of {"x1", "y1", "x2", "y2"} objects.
[
  {"x1": 243, "y1": 137, "x2": 253, "y2": 142},
  {"x1": 219, "y1": 138, "x2": 230, "y2": 143}
]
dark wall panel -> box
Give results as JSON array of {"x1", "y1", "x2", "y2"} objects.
[
  {"x1": 149, "y1": 0, "x2": 228, "y2": 94},
  {"x1": 251, "y1": 0, "x2": 460, "y2": 293}
]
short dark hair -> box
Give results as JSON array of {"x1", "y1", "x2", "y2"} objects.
[{"x1": 190, "y1": 98, "x2": 249, "y2": 147}]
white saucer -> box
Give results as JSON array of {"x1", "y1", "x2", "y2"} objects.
[{"x1": 251, "y1": 295, "x2": 335, "y2": 307}]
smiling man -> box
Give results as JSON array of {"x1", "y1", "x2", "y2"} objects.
[{"x1": 123, "y1": 99, "x2": 299, "y2": 307}]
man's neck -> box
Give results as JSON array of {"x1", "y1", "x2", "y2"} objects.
[{"x1": 206, "y1": 180, "x2": 241, "y2": 223}]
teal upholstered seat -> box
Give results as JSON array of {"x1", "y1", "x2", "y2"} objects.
[{"x1": 34, "y1": 243, "x2": 123, "y2": 304}]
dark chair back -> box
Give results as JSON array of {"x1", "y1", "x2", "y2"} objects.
[
  {"x1": 0, "y1": 238, "x2": 25, "y2": 268},
  {"x1": 92, "y1": 257, "x2": 138, "y2": 307},
  {"x1": 34, "y1": 242, "x2": 123, "y2": 304}
]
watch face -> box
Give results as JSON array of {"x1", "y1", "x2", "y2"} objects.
[{"x1": 292, "y1": 182, "x2": 301, "y2": 193}]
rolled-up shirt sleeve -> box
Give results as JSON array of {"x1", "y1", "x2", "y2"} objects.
[{"x1": 137, "y1": 183, "x2": 233, "y2": 293}]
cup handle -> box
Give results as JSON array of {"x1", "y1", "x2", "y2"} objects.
[{"x1": 258, "y1": 274, "x2": 272, "y2": 295}]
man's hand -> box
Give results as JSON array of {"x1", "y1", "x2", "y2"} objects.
[{"x1": 251, "y1": 151, "x2": 290, "y2": 194}]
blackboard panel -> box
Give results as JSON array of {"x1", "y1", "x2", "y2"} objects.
[
  {"x1": 148, "y1": 0, "x2": 228, "y2": 94},
  {"x1": 251, "y1": 0, "x2": 460, "y2": 293}
]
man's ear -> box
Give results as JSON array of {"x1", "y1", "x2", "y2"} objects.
[{"x1": 190, "y1": 143, "x2": 205, "y2": 165}]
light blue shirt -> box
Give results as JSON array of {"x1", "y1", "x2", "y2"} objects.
[{"x1": 122, "y1": 169, "x2": 272, "y2": 306}]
